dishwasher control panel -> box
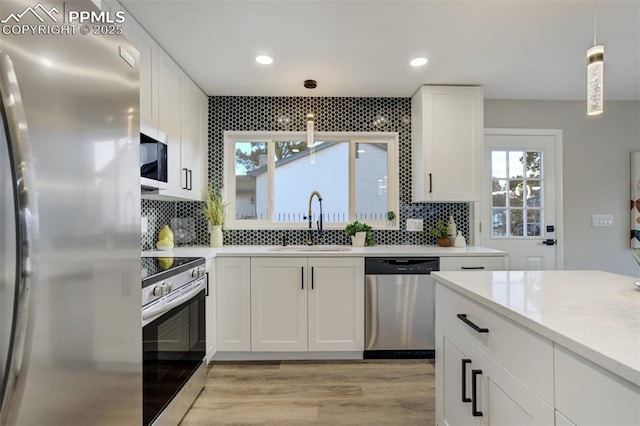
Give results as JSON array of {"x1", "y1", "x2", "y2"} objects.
[{"x1": 365, "y1": 257, "x2": 439, "y2": 274}]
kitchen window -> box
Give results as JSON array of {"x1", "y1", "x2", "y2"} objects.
[{"x1": 224, "y1": 131, "x2": 399, "y2": 230}]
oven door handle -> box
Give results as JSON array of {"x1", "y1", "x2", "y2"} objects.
[{"x1": 142, "y1": 278, "x2": 205, "y2": 326}]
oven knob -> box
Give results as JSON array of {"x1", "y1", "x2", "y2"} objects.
[
  {"x1": 152, "y1": 285, "x2": 163, "y2": 296},
  {"x1": 191, "y1": 268, "x2": 198, "y2": 278},
  {"x1": 165, "y1": 282, "x2": 173, "y2": 293}
]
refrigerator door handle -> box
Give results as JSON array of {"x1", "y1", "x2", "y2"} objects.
[{"x1": 0, "y1": 52, "x2": 39, "y2": 425}]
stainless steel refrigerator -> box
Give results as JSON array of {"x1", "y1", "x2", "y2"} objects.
[{"x1": 0, "y1": 0, "x2": 142, "y2": 424}]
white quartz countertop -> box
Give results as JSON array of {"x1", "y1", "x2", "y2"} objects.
[
  {"x1": 432, "y1": 270, "x2": 640, "y2": 387},
  {"x1": 142, "y1": 245, "x2": 506, "y2": 260}
]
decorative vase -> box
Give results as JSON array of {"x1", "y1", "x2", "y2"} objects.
[
  {"x1": 437, "y1": 237, "x2": 451, "y2": 247},
  {"x1": 351, "y1": 231, "x2": 367, "y2": 247},
  {"x1": 210, "y1": 225, "x2": 223, "y2": 247}
]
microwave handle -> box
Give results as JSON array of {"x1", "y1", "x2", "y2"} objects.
[{"x1": 187, "y1": 169, "x2": 192, "y2": 191}]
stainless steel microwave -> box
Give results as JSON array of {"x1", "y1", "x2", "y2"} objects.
[{"x1": 140, "y1": 122, "x2": 168, "y2": 191}]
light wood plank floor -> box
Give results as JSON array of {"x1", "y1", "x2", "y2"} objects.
[{"x1": 180, "y1": 360, "x2": 435, "y2": 425}]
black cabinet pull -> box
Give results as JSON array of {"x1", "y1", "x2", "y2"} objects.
[
  {"x1": 205, "y1": 272, "x2": 210, "y2": 297},
  {"x1": 301, "y1": 266, "x2": 304, "y2": 290},
  {"x1": 471, "y1": 369, "x2": 483, "y2": 417},
  {"x1": 461, "y1": 266, "x2": 485, "y2": 270},
  {"x1": 461, "y1": 359, "x2": 471, "y2": 403},
  {"x1": 182, "y1": 168, "x2": 188, "y2": 189},
  {"x1": 311, "y1": 266, "x2": 314, "y2": 290},
  {"x1": 429, "y1": 173, "x2": 433, "y2": 193},
  {"x1": 457, "y1": 314, "x2": 489, "y2": 333}
]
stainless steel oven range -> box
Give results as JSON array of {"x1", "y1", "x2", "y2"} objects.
[{"x1": 141, "y1": 256, "x2": 207, "y2": 426}]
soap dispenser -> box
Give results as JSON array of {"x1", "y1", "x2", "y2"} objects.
[
  {"x1": 447, "y1": 216, "x2": 457, "y2": 245},
  {"x1": 454, "y1": 231, "x2": 466, "y2": 247}
]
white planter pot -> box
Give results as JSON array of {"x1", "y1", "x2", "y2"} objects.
[
  {"x1": 351, "y1": 231, "x2": 367, "y2": 247},
  {"x1": 210, "y1": 225, "x2": 223, "y2": 247}
]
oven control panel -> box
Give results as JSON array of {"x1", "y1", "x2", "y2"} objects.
[{"x1": 142, "y1": 260, "x2": 205, "y2": 307}]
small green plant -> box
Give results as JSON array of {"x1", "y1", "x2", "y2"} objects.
[
  {"x1": 386, "y1": 211, "x2": 396, "y2": 221},
  {"x1": 202, "y1": 186, "x2": 227, "y2": 226},
  {"x1": 344, "y1": 220, "x2": 376, "y2": 246},
  {"x1": 429, "y1": 220, "x2": 451, "y2": 239}
]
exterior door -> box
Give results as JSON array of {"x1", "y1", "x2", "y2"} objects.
[{"x1": 480, "y1": 129, "x2": 563, "y2": 270}]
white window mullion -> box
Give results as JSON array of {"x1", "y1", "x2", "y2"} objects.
[
  {"x1": 267, "y1": 140, "x2": 275, "y2": 222},
  {"x1": 348, "y1": 141, "x2": 356, "y2": 222}
]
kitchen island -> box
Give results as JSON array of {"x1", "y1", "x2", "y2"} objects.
[{"x1": 432, "y1": 270, "x2": 640, "y2": 425}]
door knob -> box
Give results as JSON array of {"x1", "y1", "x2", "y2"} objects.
[{"x1": 542, "y1": 239, "x2": 557, "y2": 246}]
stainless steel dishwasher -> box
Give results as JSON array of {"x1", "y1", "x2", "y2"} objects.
[{"x1": 364, "y1": 257, "x2": 439, "y2": 359}]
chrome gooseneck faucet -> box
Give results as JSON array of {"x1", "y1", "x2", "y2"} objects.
[{"x1": 305, "y1": 191, "x2": 323, "y2": 245}]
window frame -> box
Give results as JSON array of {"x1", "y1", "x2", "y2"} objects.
[{"x1": 224, "y1": 131, "x2": 399, "y2": 230}]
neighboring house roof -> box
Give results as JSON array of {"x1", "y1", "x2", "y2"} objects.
[{"x1": 246, "y1": 141, "x2": 387, "y2": 177}]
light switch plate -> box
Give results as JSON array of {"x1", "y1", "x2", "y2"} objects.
[
  {"x1": 141, "y1": 216, "x2": 148, "y2": 233},
  {"x1": 592, "y1": 214, "x2": 613, "y2": 227},
  {"x1": 406, "y1": 218, "x2": 423, "y2": 232}
]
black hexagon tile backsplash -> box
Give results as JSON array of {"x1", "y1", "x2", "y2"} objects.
[{"x1": 141, "y1": 96, "x2": 469, "y2": 250}]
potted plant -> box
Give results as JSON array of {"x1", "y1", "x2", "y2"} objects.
[
  {"x1": 386, "y1": 210, "x2": 396, "y2": 227},
  {"x1": 344, "y1": 220, "x2": 376, "y2": 247},
  {"x1": 429, "y1": 220, "x2": 451, "y2": 247},
  {"x1": 202, "y1": 186, "x2": 227, "y2": 247}
]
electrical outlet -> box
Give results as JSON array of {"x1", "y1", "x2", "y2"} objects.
[
  {"x1": 141, "y1": 216, "x2": 148, "y2": 233},
  {"x1": 592, "y1": 214, "x2": 613, "y2": 227},
  {"x1": 406, "y1": 218, "x2": 423, "y2": 232}
]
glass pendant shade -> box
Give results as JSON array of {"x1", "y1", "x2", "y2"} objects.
[
  {"x1": 306, "y1": 112, "x2": 315, "y2": 147},
  {"x1": 587, "y1": 45, "x2": 604, "y2": 116}
]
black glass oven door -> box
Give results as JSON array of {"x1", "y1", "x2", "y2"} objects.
[{"x1": 142, "y1": 289, "x2": 205, "y2": 426}]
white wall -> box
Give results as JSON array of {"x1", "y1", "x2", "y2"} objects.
[{"x1": 485, "y1": 100, "x2": 640, "y2": 275}]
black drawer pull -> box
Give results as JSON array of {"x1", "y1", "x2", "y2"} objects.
[
  {"x1": 461, "y1": 266, "x2": 485, "y2": 270},
  {"x1": 457, "y1": 314, "x2": 489, "y2": 333},
  {"x1": 461, "y1": 359, "x2": 471, "y2": 403},
  {"x1": 471, "y1": 369, "x2": 483, "y2": 417}
]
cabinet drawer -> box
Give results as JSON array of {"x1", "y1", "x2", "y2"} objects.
[
  {"x1": 555, "y1": 346, "x2": 640, "y2": 426},
  {"x1": 439, "y1": 256, "x2": 505, "y2": 271},
  {"x1": 436, "y1": 283, "x2": 553, "y2": 404}
]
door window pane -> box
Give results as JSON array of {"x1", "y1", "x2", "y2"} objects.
[
  {"x1": 491, "y1": 149, "x2": 544, "y2": 238},
  {"x1": 492, "y1": 151, "x2": 507, "y2": 178},
  {"x1": 492, "y1": 179, "x2": 507, "y2": 207},
  {"x1": 234, "y1": 141, "x2": 267, "y2": 220},
  {"x1": 355, "y1": 142, "x2": 388, "y2": 221}
]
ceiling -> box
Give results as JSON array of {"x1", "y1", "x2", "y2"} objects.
[{"x1": 120, "y1": 0, "x2": 640, "y2": 100}]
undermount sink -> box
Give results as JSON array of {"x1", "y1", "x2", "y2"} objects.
[{"x1": 268, "y1": 245, "x2": 352, "y2": 252}]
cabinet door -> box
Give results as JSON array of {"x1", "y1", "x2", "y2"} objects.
[
  {"x1": 474, "y1": 348, "x2": 554, "y2": 426},
  {"x1": 251, "y1": 258, "x2": 307, "y2": 351},
  {"x1": 307, "y1": 258, "x2": 364, "y2": 351},
  {"x1": 412, "y1": 85, "x2": 483, "y2": 202},
  {"x1": 216, "y1": 257, "x2": 251, "y2": 351},
  {"x1": 436, "y1": 325, "x2": 479, "y2": 426},
  {"x1": 205, "y1": 259, "x2": 216, "y2": 363},
  {"x1": 122, "y1": 17, "x2": 159, "y2": 128},
  {"x1": 157, "y1": 50, "x2": 184, "y2": 198},
  {"x1": 181, "y1": 79, "x2": 207, "y2": 201}
]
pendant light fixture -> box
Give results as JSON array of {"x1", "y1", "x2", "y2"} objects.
[
  {"x1": 304, "y1": 79, "x2": 317, "y2": 163},
  {"x1": 587, "y1": 0, "x2": 604, "y2": 116}
]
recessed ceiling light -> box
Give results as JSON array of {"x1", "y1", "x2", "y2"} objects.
[
  {"x1": 410, "y1": 57, "x2": 428, "y2": 67},
  {"x1": 255, "y1": 55, "x2": 273, "y2": 65}
]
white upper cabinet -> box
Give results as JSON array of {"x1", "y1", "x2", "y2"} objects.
[
  {"x1": 122, "y1": 17, "x2": 159, "y2": 128},
  {"x1": 182, "y1": 78, "x2": 208, "y2": 201},
  {"x1": 412, "y1": 86, "x2": 483, "y2": 202}
]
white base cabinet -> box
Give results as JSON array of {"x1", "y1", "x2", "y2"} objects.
[
  {"x1": 251, "y1": 257, "x2": 364, "y2": 352},
  {"x1": 205, "y1": 259, "x2": 216, "y2": 363},
  {"x1": 436, "y1": 285, "x2": 553, "y2": 426},
  {"x1": 215, "y1": 257, "x2": 251, "y2": 351},
  {"x1": 436, "y1": 282, "x2": 640, "y2": 426}
]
